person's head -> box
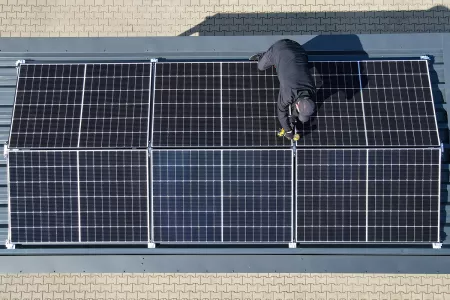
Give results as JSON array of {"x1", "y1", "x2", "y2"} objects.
[{"x1": 295, "y1": 96, "x2": 315, "y2": 123}]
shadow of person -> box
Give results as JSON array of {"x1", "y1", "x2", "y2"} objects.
[{"x1": 293, "y1": 35, "x2": 369, "y2": 143}]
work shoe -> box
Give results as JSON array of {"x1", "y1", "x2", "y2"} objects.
[{"x1": 249, "y1": 53, "x2": 264, "y2": 61}]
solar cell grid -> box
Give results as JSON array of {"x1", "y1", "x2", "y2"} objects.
[
  {"x1": 152, "y1": 63, "x2": 222, "y2": 147},
  {"x1": 296, "y1": 149, "x2": 367, "y2": 242},
  {"x1": 295, "y1": 61, "x2": 367, "y2": 146},
  {"x1": 367, "y1": 148, "x2": 440, "y2": 242},
  {"x1": 152, "y1": 150, "x2": 222, "y2": 242},
  {"x1": 79, "y1": 150, "x2": 148, "y2": 242},
  {"x1": 9, "y1": 151, "x2": 79, "y2": 243},
  {"x1": 10, "y1": 63, "x2": 151, "y2": 149},
  {"x1": 222, "y1": 150, "x2": 292, "y2": 242},
  {"x1": 79, "y1": 63, "x2": 151, "y2": 148},
  {"x1": 10, "y1": 64, "x2": 85, "y2": 148},
  {"x1": 152, "y1": 149, "x2": 293, "y2": 243},
  {"x1": 360, "y1": 60, "x2": 439, "y2": 146},
  {"x1": 221, "y1": 62, "x2": 290, "y2": 147}
]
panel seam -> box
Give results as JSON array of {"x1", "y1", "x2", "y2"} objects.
[
  {"x1": 76, "y1": 151, "x2": 81, "y2": 242},
  {"x1": 365, "y1": 149, "x2": 369, "y2": 242},
  {"x1": 357, "y1": 61, "x2": 369, "y2": 146},
  {"x1": 77, "y1": 64, "x2": 87, "y2": 148}
]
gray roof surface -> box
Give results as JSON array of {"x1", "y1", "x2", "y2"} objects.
[{"x1": 0, "y1": 34, "x2": 449, "y2": 272}]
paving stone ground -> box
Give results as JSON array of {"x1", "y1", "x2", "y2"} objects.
[
  {"x1": 0, "y1": 0, "x2": 449, "y2": 37},
  {"x1": 1, "y1": 1, "x2": 450, "y2": 299},
  {"x1": 0, "y1": 273, "x2": 449, "y2": 300}
]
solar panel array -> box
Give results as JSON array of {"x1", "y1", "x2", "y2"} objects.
[{"x1": 8, "y1": 59, "x2": 441, "y2": 245}]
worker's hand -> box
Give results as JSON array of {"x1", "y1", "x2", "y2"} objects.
[
  {"x1": 285, "y1": 131, "x2": 300, "y2": 141},
  {"x1": 278, "y1": 129, "x2": 300, "y2": 141},
  {"x1": 277, "y1": 128, "x2": 286, "y2": 137}
]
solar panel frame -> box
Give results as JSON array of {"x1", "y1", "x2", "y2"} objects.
[
  {"x1": 151, "y1": 62, "x2": 223, "y2": 148},
  {"x1": 295, "y1": 147, "x2": 441, "y2": 244},
  {"x1": 9, "y1": 62, "x2": 152, "y2": 150},
  {"x1": 296, "y1": 149, "x2": 368, "y2": 243},
  {"x1": 295, "y1": 61, "x2": 368, "y2": 147},
  {"x1": 79, "y1": 63, "x2": 151, "y2": 148},
  {"x1": 8, "y1": 149, "x2": 150, "y2": 244},
  {"x1": 9, "y1": 64, "x2": 85, "y2": 149},
  {"x1": 151, "y1": 149, "x2": 294, "y2": 244},
  {"x1": 359, "y1": 60, "x2": 440, "y2": 147},
  {"x1": 151, "y1": 149, "x2": 223, "y2": 243},
  {"x1": 78, "y1": 149, "x2": 149, "y2": 243},
  {"x1": 366, "y1": 148, "x2": 441, "y2": 243},
  {"x1": 8, "y1": 150, "x2": 80, "y2": 244},
  {"x1": 221, "y1": 62, "x2": 291, "y2": 147}
]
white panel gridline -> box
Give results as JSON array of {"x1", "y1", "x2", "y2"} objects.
[{"x1": 151, "y1": 149, "x2": 293, "y2": 243}]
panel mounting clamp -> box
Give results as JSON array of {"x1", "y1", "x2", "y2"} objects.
[
  {"x1": 150, "y1": 58, "x2": 159, "y2": 63},
  {"x1": 420, "y1": 55, "x2": 431, "y2": 60},
  {"x1": 432, "y1": 242, "x2": 442, "y2": 249},
  {"x1": 148, "y1": 242, "x2": 156, "y2": 248},
  {"x1": 441, "y1": 143, "x2": 444, "y2": 154},
  {"x1": 15, "y1": 60, "x2": 25, "y2": 67},
  {"x1": 288, "y1": 242, "x2": 297, "y2": 248},
  {"x1": 3, "y1": 144, "x2": 8, "y2": 159},
  {"x1": 5, "y1": 240, "x2": 15, "y2": 250}
]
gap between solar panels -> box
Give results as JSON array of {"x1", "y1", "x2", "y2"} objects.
[{"x1": 5, "y1": 59, "x2": 442, "y2": 247}]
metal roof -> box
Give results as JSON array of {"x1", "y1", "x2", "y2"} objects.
[{"x1": 0, "y1": 34, "x2": 449, "y2": 273}]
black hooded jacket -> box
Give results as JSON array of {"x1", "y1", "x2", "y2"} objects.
[{"x1": 257, "y1": 39, "x2": 316, "y2": 131}]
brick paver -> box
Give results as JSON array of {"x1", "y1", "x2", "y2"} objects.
[
  {"x1": 0, "y1": 0, "x2": 449, "y2": 37},
  {"x1": 1, "y1": 1, "x2": 449, "y2": 299},
  {"x1": 0, "y1": 273, "x2": 449, "y2": 300}
]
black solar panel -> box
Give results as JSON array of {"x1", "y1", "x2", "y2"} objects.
[
  {"x1": 9, "y1": 63, "x2": 151, "y2": 149},
  {"x1": 9, "y1": 151, "x2": 79, "y2": 243},
  {"x1": 297, "y1": 149, "x2": 367, "y2": 242},
  {"x1": 360, "y1": 60, "x2": 439, "y2": 146},
  {"x1": 367, "y1": 148, "x2": 440, "y2": 242},
  {"x1": 10, "y1": 64, "x2": 85, "y2": 148},
  {"x1": 79, "y1": 64, "x2": 151, "y2": 148},
  {"x1": 152, "y1": 63, "x2": 222, "y2": 147},
  {"x1": 152, "y1": 150, "x2": 222, "y2": 242},
  {"x1": 79, "y1": 150, "x2": 148, "y2": 242},
  {"x1": 297, "y1": 148, "x2": 440, "y2": 243},
  {"x1": 221, "y1": 62, "x2": 290, "y2": 147},
  {"x1": 222, "y1": 150, "x2": 292, "y2": 242},
  {"x1": 152, "y1": 149, "x2": 292, "y2": 243},
  {"x1": 296, "y1": 61, "x2": 367, "y2": 146}
]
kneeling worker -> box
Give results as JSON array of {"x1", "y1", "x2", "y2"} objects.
[{"x1": 250, "y1": 39, "x2": 316, "y2": 141}]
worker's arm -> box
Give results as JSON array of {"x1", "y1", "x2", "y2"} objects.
[
  {"x1": 257, "y1": 48, "x2": 274, "y2": 71},
  {"x1": 277, "y1": 100, "x2": 293, "y2": 133}
]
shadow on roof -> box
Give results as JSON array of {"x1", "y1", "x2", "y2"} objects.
[{"x1": 179, "y1": 5, "x2": 449, "y2": 36}]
